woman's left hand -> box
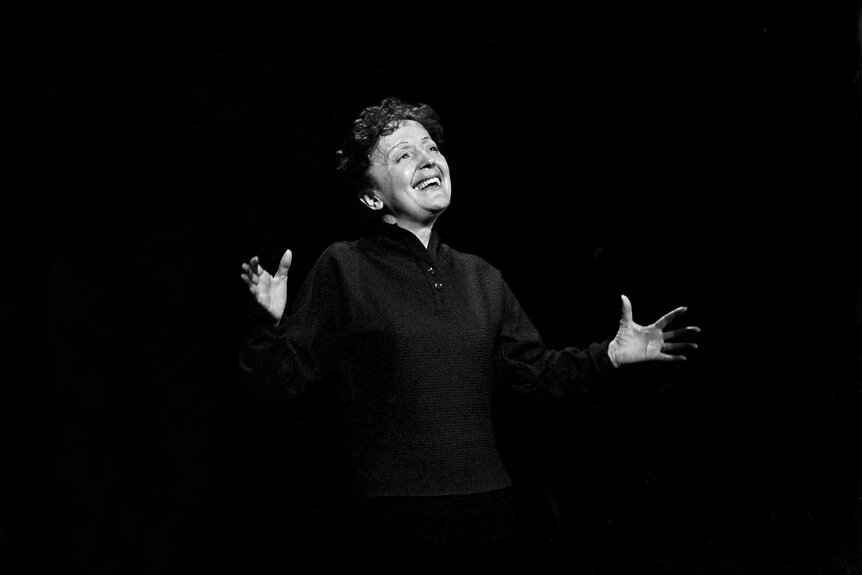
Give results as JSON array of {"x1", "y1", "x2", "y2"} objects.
[{"x1": 608, "y1": 295, "x2": 701, "y2": 367}]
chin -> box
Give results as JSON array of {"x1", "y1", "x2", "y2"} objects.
[
  {"x1": 431, "y1": 201, "x2": 450, "y2": 213},
  {"x1": 434, "y1": 192, "x2": 452, "y2": 208}
]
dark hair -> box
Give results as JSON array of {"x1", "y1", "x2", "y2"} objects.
[{"x1": 335, "y1": 97, "x2": 444, "y2": 197}]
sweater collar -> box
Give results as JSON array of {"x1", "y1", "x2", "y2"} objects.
[{"x1": 373, "y1": 221, "x2": 443, "y2": 264}]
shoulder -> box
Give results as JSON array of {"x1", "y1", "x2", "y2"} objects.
[
  {"x1": 314, "y1": 239, "x2": 368, "y2": 264},
  {"x1": 320, "y1": 239, "x2": 361, "y2": 259},
  {"x1": 293, "y1": 240, "x2": 363, "y2": 299},
  {"x1": 301, "y1": 240, "x2": 363, "y2": 279}
]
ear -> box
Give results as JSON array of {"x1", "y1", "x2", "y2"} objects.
[{"x1": 358, "y1": 190, "x2": 384, "y2": 211}]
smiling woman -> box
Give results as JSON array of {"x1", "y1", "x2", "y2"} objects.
[
  {"x1": 359, "y1": 119, "x2": 451, "y2": 244},
  {"x1": 237, "y1": 96, "x2": 700, "y2": 573},
  {"x1": 337, "y1": 98, "x2": 451, "y2": 246}
]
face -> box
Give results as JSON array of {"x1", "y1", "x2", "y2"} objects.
[{"x1": 365, "y1": 120, "x2": 451, "y2": 227}]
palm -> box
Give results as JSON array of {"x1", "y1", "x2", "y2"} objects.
[
  {"x1": 240, "y1": 249, "x2": 293, "y2": 322},
  {"x1": 609, "y1": 295, "x2": 700, "y2": 366},
  {"x1": 254, "y1": 269, "x2": 287, "y2": 314}
]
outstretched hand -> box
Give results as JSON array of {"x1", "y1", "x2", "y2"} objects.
[
  {"x1": 240, "y1": 249, "x2": 293, "y2": 322},
  {"x1": 608, "y1": 295, "x2": 700, "y2": 367}
]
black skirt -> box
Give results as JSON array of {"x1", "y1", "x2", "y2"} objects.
[{"x1": 333, "y1": 487, "x2": 530, "y2": 574}]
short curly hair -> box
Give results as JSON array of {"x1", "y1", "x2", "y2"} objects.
[{"x1": 335, "y1": 97, "x2": 444, "y2": 197}]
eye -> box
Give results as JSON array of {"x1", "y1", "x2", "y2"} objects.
[{"x1": 396, "y1": 151, "x2": 411, "y2": 162}]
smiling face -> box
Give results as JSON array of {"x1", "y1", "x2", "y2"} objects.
[{"x1": 363, "y1": 120, "x2": 451, "y2": 230}]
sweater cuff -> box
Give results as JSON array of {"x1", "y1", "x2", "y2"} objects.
[
  {"x1": 251, "y1": 307, "x2": 286, "y2": 336},
  {"x1": 593, "y1": 340, "x2": 621, "y2": 380}
]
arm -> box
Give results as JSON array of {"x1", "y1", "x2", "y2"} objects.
[
  {"x1": 496, "y1": 282, "x2": 620, "y2": 400},
  {"x1": 496, "y1": 287, "x2": 700, "y2": 400},
  {"x1": 238, "y1": 249, "x2": 341, "y2": 403}
]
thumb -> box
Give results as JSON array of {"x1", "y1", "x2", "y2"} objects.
[
  {"x1": 276, "y1": 249, "x2": 293, "y2": 277},
  {"x1": 620, "y1": 294, "x2": 633, "y2": 324}
]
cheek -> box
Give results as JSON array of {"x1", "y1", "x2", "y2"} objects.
[
  {"x1": 439, "y1": 159, "x2": 451, "y2": 179},
  {"x1": 395, "y1": 167, "x2": 415, "y2": 190}
]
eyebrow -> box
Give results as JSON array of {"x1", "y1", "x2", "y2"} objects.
[
  {"x1": 386, "y1": 137, "x2": 435, "y2": 158},
  {"x1": 386, "y1": 141, "x2": 409, "y2": 157}
]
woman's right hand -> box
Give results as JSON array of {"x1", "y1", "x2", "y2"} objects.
[{"x1": 241, "y1": 249, "x2": 293, "y2": 322}]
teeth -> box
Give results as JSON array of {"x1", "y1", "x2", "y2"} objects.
[{"x1": 415, "y1": 177, "x2": 440, "y2": 190}]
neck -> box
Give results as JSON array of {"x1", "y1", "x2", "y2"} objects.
[{"x1": 382, "y1": 214, "x2": 435, "y2": 248}]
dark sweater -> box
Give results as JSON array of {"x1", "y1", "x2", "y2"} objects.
[{"x1": 239, "y1": 222, "x2": 620, "y2": 498}]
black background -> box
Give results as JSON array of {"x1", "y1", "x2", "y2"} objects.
[{"x1": 5, "y1": 1, "x2": 862, "y2": 573}]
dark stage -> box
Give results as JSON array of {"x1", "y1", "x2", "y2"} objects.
[{"x1": 6, "y1": 2, "x2": 862, "y2": 573}]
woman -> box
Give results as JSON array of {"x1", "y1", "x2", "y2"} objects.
[{"x1": 239, "y1": 97, "x2": 700, "y2": 573}]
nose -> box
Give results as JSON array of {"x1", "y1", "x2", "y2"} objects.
[{"x1": 417, "y1": 149, "x2": 436, "y2": 168}]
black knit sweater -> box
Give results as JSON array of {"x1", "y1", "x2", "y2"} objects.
[{"x1": 239, "y1": 222, "x2": 620, "y2": 498}]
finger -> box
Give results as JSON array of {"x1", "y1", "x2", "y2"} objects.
[
  {"x1": 240, "y1": 272, "x2": 260, "y2": 286},
  {"x1": 663, "y1": 326, "x2": 701, "y2": 340},
  {"x1": 655, "y1": 354, "x2": 688, "y2": 362},
  {"x1": 653, "y1": 306, "x2": 687, "y2": 329},
  {"x1": 276, "y1": 249, "x2": 293, "y2": 277},
  {"x1": 620, "y1": 294, "x2": 633, "y2": 324},
  {"x1": 660, "y1": 342, "x2": 698, "y2": 354},
  {"x1": 250, "y1": 256, "x2": 261, "y2": 275}
]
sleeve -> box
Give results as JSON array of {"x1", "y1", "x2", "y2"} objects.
[
  {"x1": 238, "y1": 248, "x2": 344, "y2": 404},
  {"x1": 496, "y1": 279, "x2": 622, "y2": 401}
]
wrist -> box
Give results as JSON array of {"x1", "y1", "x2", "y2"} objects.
[
  {"x1": 608, "y1": 340, "x2": 621, "y2": 368},
  {"x1": 269, "y1": 309, "x2": 283, "y2": 324}
]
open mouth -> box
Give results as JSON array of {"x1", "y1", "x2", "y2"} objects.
[{"x1": 414, "y1": 176, "x2": 441, "y2": 191}]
